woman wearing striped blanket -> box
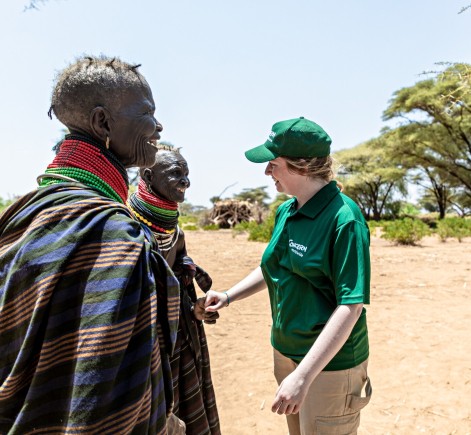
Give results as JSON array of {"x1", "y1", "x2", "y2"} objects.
[{"x1": 0, "y1": 55, "x2": 180, "y2": 434}]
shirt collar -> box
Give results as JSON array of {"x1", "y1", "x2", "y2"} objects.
[{"x1": 290, "y1": 181, "x2": 340, "y2": 219}]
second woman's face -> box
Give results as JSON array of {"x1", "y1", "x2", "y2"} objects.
[
  {"x1": 108, "y1": 83, "x2": 162, "y2": 168},
  {"x1": 265, "y1": 157, "x2": 302, "y2": 196},
  {"x1": 150, "y1": 151, "x2": 190, "y2": 203}
]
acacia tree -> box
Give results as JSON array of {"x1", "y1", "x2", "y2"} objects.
[
  {"x1": 383, "y1": 125, "x2": 461, "y2": 218},
  {"x1": 335, "y1": 138, "x2": 407, "y2": 220},
  {"x1": 383, "y1": 63, "x2": 471, "y2": 211}
]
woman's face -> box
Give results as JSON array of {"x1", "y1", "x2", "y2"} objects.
[
  {"x1": 108, "y1": 84, "x2": 162, "y2": 168},
  {"x1": 150, "y1": 151, "x2": 190, "y2": 203},
  {"x1": 265, "y1": 157, "x2": 304, "y2": 196}
]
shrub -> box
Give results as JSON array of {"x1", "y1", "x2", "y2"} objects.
[
  {"x1": 202, "y1": 224, "x2": 219, "y2": 231},
  {"x1": 233, "y1": 214, "x2": 275, "y2": 242},
  {"x1": 436, "y1": 217, "x2": 471, "y2": 242},
  {"x1": 381, "y1": 218, "x2": 430, "y2": 245},
  {"x1": 399, "y1": 202, "x2": 421, "y2": 217},
  {"x1": 367, "y1": 220, "x2": 383, "y2": 235},
  {"x1": 182, "y1": 224, "x2": 198, "y2": 231},
  {"x1": 232, "y1": 194, "x2": 290, "y2": 243},
  {"x1": 179, "y1": 215, "x2": 198, "y2": 226},
  {"x1": 0, "y1": 197, "x2": 14, "y2": 214}
]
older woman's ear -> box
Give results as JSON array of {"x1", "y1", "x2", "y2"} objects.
[
  {"x1": 142, "y1": 167, "x2": 154, "y2": 185},
  {"x1": 90, "y1": 106, "x2": 111, "y2": 143}
]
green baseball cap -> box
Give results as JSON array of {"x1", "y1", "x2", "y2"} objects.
[{"x1": 245, "y1": 117, "x2": 332, "y2": 163}]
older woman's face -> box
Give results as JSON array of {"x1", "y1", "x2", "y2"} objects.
[
  {"x1": 108, "y1": 83, "x2": 162, "y2": 168},
  {"x1": 150, "y1": 151, "x2": 190, "y2": 203}
]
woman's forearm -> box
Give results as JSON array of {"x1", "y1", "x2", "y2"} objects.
[
  {"x1": 225, "y1": 266, "x2": 266, "y2": 303},
  {"x1": 297, "y1": 304, "x2": 363, "y2": 384},
  {"x1": 205, "y1": 266, "x2": 266, "y2": 311}
]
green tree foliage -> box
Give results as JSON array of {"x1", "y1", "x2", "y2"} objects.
[
  {"x1": 335, "y1": 138, "x2": 407, "y2": 220},
  {"x1": 448, "y1": 191, "x2": 471, "y2": 217},
  {"x1": 0, "y1": 197, "x2": 14, "y2": 214},
  {"x1": 385, "y1": 123, "x2": 466, "y2": 218},
  {"x1": 383, "y1": 63, "x2": 471, "y2": 216},
  {"x1": 233, "y1": 186, "x2": 270, "y2": 208}
]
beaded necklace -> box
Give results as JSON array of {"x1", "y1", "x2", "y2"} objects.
[
  {"x1": 38, "y1": 134, "x2": 129, "y2": 204},
  {"x1": 128, "y1": 179, "x2": 180, "y2": 250}
]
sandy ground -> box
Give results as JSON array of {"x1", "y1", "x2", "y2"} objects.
[{"x1": 185, "y1": 230, "x2": 471, "y2": 435}]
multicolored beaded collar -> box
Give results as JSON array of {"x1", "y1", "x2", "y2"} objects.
[
  {"x1": 128, "y1": 179, "x2": 179, "y2": 235},
  {"x1": 38, "y1": 134, "x2": 129, "y2": 204}
]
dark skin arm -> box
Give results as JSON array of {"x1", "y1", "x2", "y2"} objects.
[{"x1": 193, "y1": 298, "x2": 219, "y2": 324}]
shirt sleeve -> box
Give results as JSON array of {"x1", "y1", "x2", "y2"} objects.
[{"x1": 331, "y1": 220, "x2": 371, "y2": 305}]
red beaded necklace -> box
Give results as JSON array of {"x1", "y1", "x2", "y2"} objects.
[
  {"x1": 137, "y1": 179, "x2": 178, "y2": 211},
  {"x1": 44, "y1": 137, "x2": 129, "y2": 203}
]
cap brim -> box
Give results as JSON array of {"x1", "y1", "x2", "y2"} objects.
[{"x1": 244, "y1": 143, "x2": 277, "y2": 163}]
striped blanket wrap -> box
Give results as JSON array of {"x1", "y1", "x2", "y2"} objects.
[{"x1": 0, "y1": 184, "x2": 180, "y2": 434}]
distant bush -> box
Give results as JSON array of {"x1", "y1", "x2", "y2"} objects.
[
  {"x1": 436, "y1": 217, "x2": 471, "y2": 242},
  {"x1": 179, "y1": 215, "x2": 203, "y2": 231},
  {"x1": 381, "y1": 218, "x2": 430, "y2": 245},
  {"x1": 179, "y1": 215, "x2": 198, "y2": 226},
  {"x1": 417, "y1": 214, "x2": 439, "y2": 229},
  {"x1": 202, "y1": 224, "x2": 219, "y2": 231},
  {"x1": 399, "y1": 202, "x2": 421, "y2": 217},
  {"x1": 0, "y1": 197, "x2": 14, "y2": 214},
  {"x1": 182, "y1": 224, "x2": 199, "y2": 231},
  {"x1": 233, "y1": 214, "x2": 275, "y2": 242},
  {"x1": 367, "y1": 220, "x2": 387, "y2": 237}
]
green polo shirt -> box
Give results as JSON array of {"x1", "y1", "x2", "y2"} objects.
[{"x1": 261, "y1": 181, "x2": 370, "y2": 370}]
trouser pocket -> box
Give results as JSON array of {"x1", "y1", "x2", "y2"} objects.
[
  {"x1": 315, "y1": 412, "x2": 360, "y2": 435},
  {"x1": 347, "y1": 376, "x2": 372, "y2": 412}
]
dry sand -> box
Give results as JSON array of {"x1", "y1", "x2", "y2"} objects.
[{"x1": 185, "y1": 230, "x2": 471, "y2": 435}]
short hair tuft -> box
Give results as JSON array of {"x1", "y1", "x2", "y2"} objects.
[{"x1": 50, "y1": 54, "x2": 147, "y2": 130}]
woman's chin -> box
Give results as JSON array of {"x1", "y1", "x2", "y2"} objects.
[
  {"x1": 135, "y1": 149, "x2": 158, "y2": 168},
  {"x1": 170, "y1": 193, "x2": 185, "y2": 203}
]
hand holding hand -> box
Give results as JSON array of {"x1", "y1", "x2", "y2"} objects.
[
  {"x1": 271, "y1": 370, "x2": 310, "y2": 415},
  {"x1": 193, "y1": 297, "x2": 220, "y2": 324},
  {"x1": 204, "y1": 290, "x2": 229, "y2": 312}
]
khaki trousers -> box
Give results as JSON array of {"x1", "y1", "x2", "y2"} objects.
[{"x1": 273, "y1": 349, "x2": 372, "y2": 435}]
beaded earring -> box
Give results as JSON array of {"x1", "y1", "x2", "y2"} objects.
[
  {"x1": 105, "y1": 136, "x2": 110, "y2": 149},
  {"x1": 146, "y1": 181, "x2": 154, "y2": 194}
]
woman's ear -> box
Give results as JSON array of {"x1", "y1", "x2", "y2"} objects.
[
  {"x1": 90, "y1": 106, "x2": 111, "y2": 142},
  {"x1": 142, "y1": 168, "x2": 154, "y2": 185}
]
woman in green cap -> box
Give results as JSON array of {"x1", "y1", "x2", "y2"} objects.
[{"x1": 205, "y1": 117, "x2": 372, "y2": 435}]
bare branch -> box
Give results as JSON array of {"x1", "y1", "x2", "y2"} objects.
[{"x1": 458, "y1": 4, "x2": 471, "y2": 14}]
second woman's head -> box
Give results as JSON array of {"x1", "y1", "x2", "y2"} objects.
[
  {"x1": 245, "y1": 117, "x2": 335, "y2": 193},
  {"x1": 141, "y1": 145, "x2": 190, "y2": 203},
  {"x1": 50, "y1": 55, "x2": 162, "y2": 168}
]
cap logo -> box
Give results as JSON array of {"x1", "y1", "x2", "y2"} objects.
[{"x1": 267, "y1": 131, "x2": 276, "y2": 142}]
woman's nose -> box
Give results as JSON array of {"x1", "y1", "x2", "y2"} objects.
[{"x1": 265, "y1": 163, "x2": 272, "y2": 175}]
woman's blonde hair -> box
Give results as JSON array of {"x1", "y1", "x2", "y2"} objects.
[{"x1": 283, "y1": 155, "x2": 336, "y2": 182}]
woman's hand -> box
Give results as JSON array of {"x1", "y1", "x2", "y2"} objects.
[
  {"x1": 193, "y1": 297, "x2": 219, "y2": 324},
  {"x1": 204, "y1": 290, "x2": 229, "y2": 312},
  {"x1": 271, "y1": 370, "x2": 309, "y2": 415}
]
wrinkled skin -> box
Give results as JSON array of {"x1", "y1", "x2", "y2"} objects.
[
  {"x1": 142, "y1": 150, "x2": 190, "y2": 203},
  {"x1": 74, "y1": 82, "x2": 163, "y2": 169},
  {"x1": 194, "y1": 297, "x2": 219, "y2": 324},
  {"x1": 142, "y1": 151, "x2": 219, "y2": 324}
]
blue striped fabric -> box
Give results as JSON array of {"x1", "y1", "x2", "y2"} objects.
[{"x1": 0, "y1": 183, "x2": 180, "y2": 434}]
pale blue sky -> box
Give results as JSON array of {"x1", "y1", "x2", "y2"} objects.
[{"x1": 0, "y1": 0, "x2": 469, "y2": 206}]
